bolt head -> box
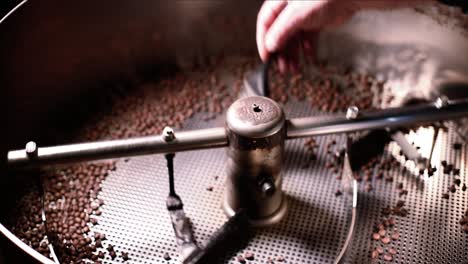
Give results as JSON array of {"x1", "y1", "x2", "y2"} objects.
[
  {"x1": 162, "y1": 126, "x2": 175, "y2": 142},
  {"x1": 261, "y1": 181, "x2": 275, "y2": 196},
  {"x1": 346, "y1": 106, "x2": 359, "y2": 120},
  {"x1": 435, "y1": 96, "x2": 449, "y2": 109},
  {"x1": 25, "y1": 141, "x2": 38, "y2": 157}
]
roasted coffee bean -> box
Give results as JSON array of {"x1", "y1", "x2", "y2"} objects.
[
  {"x1": 454, "y1": 178, "x2": 461, "y2": 186},
  {"x1": 399, "y1": 189, "x2": 408, "y2": 196},
  {"x1": 90, "y1": 218, "x2": 98, "y2": 225},
  {"x1": 383, "y1": 219, "x2": 390, "y2": 227},
  {"x1": 462, "y1": 184, "x2": 467, "y2": 192},
  {"x1": 372, "y1": 233, "x2": 381, "y2": 241},
  {"x1": 383, "y1": 253, "x2": 393, "y2": 261},
  {"x1": 163, "y1": 252, "x2": 171, "y2": 261},
  {"x1": 442, "y1": 193, "x2": 450, "y2": 199},
  {"x1": 449, "y1": 185, "x2": 456, "y2": 193},
  {"x1": 110, "y1": 250, "x2": 117, "y2": 259},
  {"x1": 376, "y1": 247, "x2": 384, "y2": 254},
  {"x1": 206, "y1": 186, "x2": 214, "y2": 192},
  {"x1": 122, "y1": 251, "x2": 129, "y2": 261},
  {"x1": 381, "y1": 237, "x2": 391, "y2": 244},
  {"x1": 371, "y1": 250, "x2": 379, "y2": 259},
  {"x1": 335, "y1": 189, "x2": 343, "y2": 196},
  {"x1": 236, "y1": 255, "x2": 246, "y2": 263},
  {"x1": 427, "y1": 168, "x2": 434, "y2": 177},
  {"x1": 382, "y1": 207, "x2": 392, "y2": 216},
  {"x1": 107, "y1": 244, "x2": 114, "y2": 252},
  {"x1": 277, "y1": 255, "x2": 285, "y2": 262},
  {"x1": 244, "y1": 251, "x2": 254, "y2": 260},
  {"x1": 394, "y1": 208, "x2": 408, "y2": 217},
  {"x1": 463, "y1": 225, "x2": 468, "y2": 234},
  {"x1": 441, "y1": 160, "x2": 447, "y2": 167},
  {"x1": 396, "y1": 200, "x2": 405, "y2": 208}
]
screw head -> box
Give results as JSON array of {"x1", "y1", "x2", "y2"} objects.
[
  {"x1": 261, "y1": 180, "x2": 275, "y2": 196},
  {"x1": 435, "y1": 96, "x2": 449, "y2": 109},
  {"x1": 25, "y1": 141, "x2": 38, "y2": 158},
  {"x1": 162, "y1": 126, "x2": 175, "y2": 142},
  {"x1": 346, "y1": 106, "x2": 359, "y2": 120}
]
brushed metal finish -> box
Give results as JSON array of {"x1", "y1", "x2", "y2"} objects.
[
  {"x1": 7, "y1": 127, "x2": 228, "y2": 167},
  {"x1": 224, "y1": 96, "x2": 287, "y2": 226},
  {"x1": 226, "y1": 96, "x2": 284, "y2": 138},
  {"x1": 286, "y1": 98, "x2": 468, "y2": 139}
]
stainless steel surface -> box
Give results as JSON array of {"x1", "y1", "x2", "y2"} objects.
[
  {"x1": 225, "y1": 96, "x2": 284, "y2": 138},
  {"x1": 2, "y1": 1, "x2": 468, "y2": 264},
  {"x1": 286, "y1": 98, "x2": 468, "y2": 139},
  {"x1": 7, "y1": 98, "x2": 468, "y2": 168},
  {"x1": 167, "y1": 201, "x2": 200, "y2": 264},
  {"x1": 390, "y1": 131, "x2": 427, "y2": 169},
  {"x1": 7, "y1": 127, "x2": 228, "y2": 167},
  {"x1": 335, "y1": 138, "x2": 358, "y2": 264},
  {"x1": 224, "y1": 96, "x2": 287, "y2": 225},
  {"x1": 23, "y1": 105, "x2": 465, "y2": 264}
]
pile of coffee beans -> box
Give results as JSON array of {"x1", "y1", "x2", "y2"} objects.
[
  {"x1": 268, "y1": 62, "x2": 384, "y2": 112},
  {"x1": 8, "y1": 188, "x2": 50, "y2": 257},
  {"x1": 7, "y1": 53, "x2": 466, "y2": 263},
  {"x1": 8, "y1": 55, "x2": 257, "y2": 263},
  {"x1": 441, "y1": 142, "x2": 466, "y2": 199},
  {"x1": 371, "y1": 216, "x2": 400, "y2": 262}
]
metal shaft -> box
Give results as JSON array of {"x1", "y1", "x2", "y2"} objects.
[
  {"x1": 286, "y1": 98, "x2": 468, "y2": 138},
  {"x1": 7, "y1": 127, "x2": 228, "y2": 167},
  {"x1": 6, "y1": 98, "x2": 468, "y2": 168}
]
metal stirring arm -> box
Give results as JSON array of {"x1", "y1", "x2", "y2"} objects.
[
  {"x1": 6, "y1": 97, "x2": 468, "y2": 168},
  {"x1": 335, "y1": 137, "x2": 358, "y2": 264}
]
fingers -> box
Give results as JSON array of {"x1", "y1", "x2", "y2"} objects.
[
  {"x1": 264, "y1": 1, "x2": 325, "y2": 54},
  {"x1": 256, "y1": 0, "x2": 287, "y2": 62},
  {"x1": 301, "y1": 32, "x2": 319, "y2": 64}
]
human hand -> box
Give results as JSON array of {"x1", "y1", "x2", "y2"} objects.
[{"x1": 256, "y1": 0, "x2": 359, "y2": 73}]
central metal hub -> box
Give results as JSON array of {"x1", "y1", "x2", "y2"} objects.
[{"x1": 223, "y1": 96, "x2": 287, "y2": 226}]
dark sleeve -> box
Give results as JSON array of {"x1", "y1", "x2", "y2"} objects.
[{"x1": 438, "y1": 0, "x2": 468, "y2": 13}]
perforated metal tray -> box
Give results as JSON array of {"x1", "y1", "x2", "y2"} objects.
[
  {"x1": 3, "y1": 3, "x2": 468, "y2": 263},
  {"x1": 89, "y1": 99, "x2": 467, "y2": 264}
]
